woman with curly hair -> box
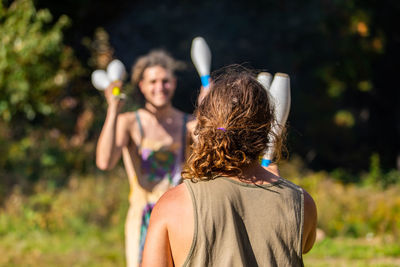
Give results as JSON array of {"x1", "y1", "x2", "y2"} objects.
[{"x1": 141, "y1": 65, "x2": 317, "y2": 267}]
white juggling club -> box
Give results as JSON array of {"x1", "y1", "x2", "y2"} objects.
[
  {"x1": 257, "y1": 72, "x2": 273, "y2": 90},
  {"x1": 107, "y1": 59, "x2": 126, "y2": 82},
  {"x1": 191, "y1": 36, "x2": 212, "y2": 88},
  {"x1": 91, "y1": 59, "x2": 126, "y2": 98},
  {"x1": 91, "y1": 70, "x2": 111, "y2": 90},
  {"x1": 258, "y1": 72, "x2": 291, "y2": 167}
]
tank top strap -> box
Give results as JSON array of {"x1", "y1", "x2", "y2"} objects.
[{"x1": 135, "y1": 111, "x2": 144, "y2": 149}]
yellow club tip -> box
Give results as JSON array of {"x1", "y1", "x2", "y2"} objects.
[{"x1": 112, "y1": 87, "x2": 120, "y2": 96}]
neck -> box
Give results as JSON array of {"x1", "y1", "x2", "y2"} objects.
[
  {"x1": 238, "y1": 161, "x2": 281, "y2": 184},
  {"x1": 144, "y1": 102, "x2": 175, "y2": 120}
]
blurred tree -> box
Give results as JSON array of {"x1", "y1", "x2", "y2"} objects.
[
  {"x1": 0, "y1": 0, "x2": 86, "y2": 191},
  {"x1": 301, "y1": 0, "x2": 400, "y2": 173},
  {"x1": 0, "y1": 0, "x2": 73, "y2": 122}
]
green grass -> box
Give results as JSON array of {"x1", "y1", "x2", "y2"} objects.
[
  {"x1": 1, "y1": 170, "x2": 400, "y2": 266},
  {"x1": 0, "y1": 225, "x2": 125, "y2": 266},
  {"x1": 0, "y1": 172, "x2": 129, "y2": 267},
  {"x1": 1, "y1": 231, "x2": 400, "y2": 266},
  {"x1": 304, "y1": 237, "x2": 400, "y2": 267}
]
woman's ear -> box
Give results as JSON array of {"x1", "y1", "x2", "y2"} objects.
[
  {"x1": 138, "y1": 80, "x2": 144, "y2": 93},
  {"x1": 171, "y1": 76, "x2": 177, "y2": 89}
]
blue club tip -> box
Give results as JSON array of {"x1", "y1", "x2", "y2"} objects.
[
  {"x1": 201, "y1": 75, "x2": 210, "y2": 88},
  {"x1": 261, "y1": 159, "x2": 272, "y2": 167}
]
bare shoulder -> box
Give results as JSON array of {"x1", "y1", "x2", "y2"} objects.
[
  {"x1": 303, "y1": 188, "x2": 317, "y2": 234},
  {"x1": 152, "y1": 182, "x2": 194, "y2": 265},
  {"x1": 301, "y1": 188, "x2": 317, "y2": 227},
  {"x1": 302, "y1": 188, "x2": 317, "y2": 253},
  {"x1": 143, "y1": 183, "x2": 190, "y2": 266},
  {"x1": 149, "y1": 184, "x2": 192, "y2": 234},
  {"x1": 303, "y1": 189, "x2": 317, "y2": 216},
  {"x1": 152, "y1": 183, "x2": 191, "y2": 220},
  {"x1": 118, "y1": 111, "x2": 137, "y2": 124},
  {"x1": 116, "y1": 111, "x2": 140, "y2": 135}
]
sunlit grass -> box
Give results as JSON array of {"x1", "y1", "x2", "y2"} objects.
[
  {"x1": 1, "y1": 167, "x2": 400, "y2": 266},
  {"x1": 0, "y1": 228, "x2": 125, "y2": 266},
  {"x1": 0, "y1": 170, "x2": 129, "y2": 267},
  {"x1": 1, "y1": 231, "x2": 399, "y2": 266},
  {"x1": 304, "y1": 237, "x2": 400, "y2": 267}
]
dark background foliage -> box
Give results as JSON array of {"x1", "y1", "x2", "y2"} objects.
[{"x1": 1, "y1": 0, "x2": 399, "y2": 192}]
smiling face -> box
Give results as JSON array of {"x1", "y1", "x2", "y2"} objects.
[{"x1": 139, "y1": 65, "x2": 177, "y2": 109}]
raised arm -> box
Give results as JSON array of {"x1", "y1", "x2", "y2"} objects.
[
  {"x1": 96, "y1": 81, "x2": 129, "y2": 170},
  {"x1": 186, "y1": 84, "x2": 211, "y2": 143}
]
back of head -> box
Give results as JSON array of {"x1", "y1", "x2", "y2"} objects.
[{"x1": 183, "y1": 65, "x2": 279, "y2": 181}]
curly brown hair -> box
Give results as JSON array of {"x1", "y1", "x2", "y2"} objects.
[{"x1": 182, "y1": 65, "x2": 284, "y2": 181}]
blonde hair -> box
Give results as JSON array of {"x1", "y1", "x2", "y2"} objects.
[{"x1": 182, "y1": 65, "x2": 284, "y2": 181}]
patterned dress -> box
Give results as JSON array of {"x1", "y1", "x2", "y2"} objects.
[{"x1": 124, "y1": 111, "x2": 188, "y2": 267}]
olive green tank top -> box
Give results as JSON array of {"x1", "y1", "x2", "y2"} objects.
[{"x1": 183, "y1": 177, "x2": 304, "y2": 267}]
